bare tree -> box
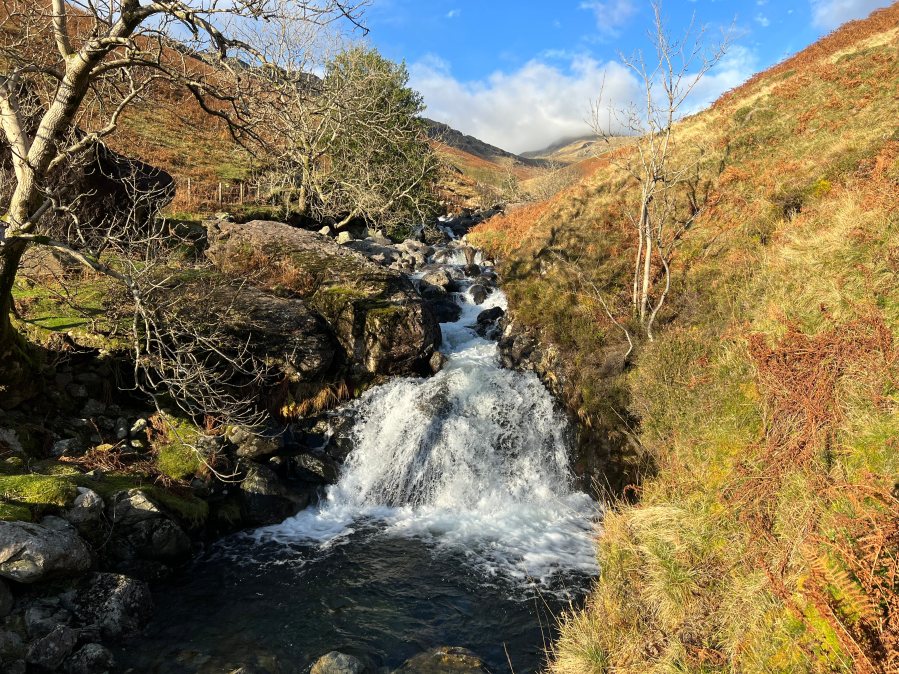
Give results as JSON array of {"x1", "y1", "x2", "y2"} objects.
[
  {"x1": 591, "y1": 2, "x2": 729, "y2": 340},
  {"x1": 0, "y1": 1, "x2": 364, "y2": 405}
]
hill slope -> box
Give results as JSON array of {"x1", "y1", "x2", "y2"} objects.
[{"x1": 472, "y1": 5, "x2": 899, "y2": 672}]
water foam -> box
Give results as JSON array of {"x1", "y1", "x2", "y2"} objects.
[{"x1": 258, "y1": 252, "x2": 600, "y2": 588}]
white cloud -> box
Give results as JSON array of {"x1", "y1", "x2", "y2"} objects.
[
  {"x1": 409, "y1": 46, "x2": 759, "y2": 155},
  {"x1": 755, "y1": 13, "x2": 770, "y2": 27},
  {"x1": 810, "y1": 0, "x2": 893, "y2": 30},
  {"x1": 579, "y1": 0, "x2": 637, "y2": 35},
  {"x1": 446, "y1": 9, "x2": 460, "y2": 19}
]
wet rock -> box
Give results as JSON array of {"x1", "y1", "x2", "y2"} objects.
[
  {"x1": 475, "y1": 307, "x2": 505, "y2": 336},
  {"x1": 394, "y1": 647, "x2": 488, "y2": 673},
  {"x1": 65, "y1": 643, "x2": 115, "y2": 674},
  {"x1": 468, "y1": 284, "x2": 488, "y2": 305},
  {"x1": 431, "y1": 298, "x2": 463, "y2": 324},
  {"x1": 311, "y1": 651, "x2": 366, "y2": 674},
  {"x1": 0, "y1": 518, "x2": 92, "y2": 583},
  {"x1": 240, "y1": 464, "x2": 311, "y2": 526},
  {"x1": 25, "y1": 625, "x2": 79, "y2": 671},
  {"x1": 0, "y1": 578, "x2": 13, "y2": 618},
  {"x1": 429, "y1": 351, "x2": 448, "y2": 374},
  {"x1": 289, "y1": 453, "x2": 340, "y2": 485},
  {"x1": 74, "y1": 573, "x2": 152, "y2": 639},
  {"x1": 25, "y1": 601, "x2": 72, "y2": 639},
  {"x1": 421, "y1": 269, "x2": 455, "y2": 292},
  {"x1": 462, "y1": 264, "x2": 481, "y2": 278}
]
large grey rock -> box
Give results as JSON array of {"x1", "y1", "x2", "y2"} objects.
[
  {"x1": 207, "y1": 220, "x2": 441, "y2": 376},
  {"x1": 25, "y1": 625, "x2": 79, "y2": 671},
  {"x1": 106, "y1": 491, "x2": 191, "y2": 564},
  {"x1": 0, "y1": 519, "x2": 92, "y2": 583},
  {"x1": 311, "y1": 651, "x2": 366, "y2": 674},
  {"x1": 74, "y1": 573, "x2": 152, "y2": 639},
  {"x1": 65, "y1": 643, "x2": 115, "y2": 674},
  {"x1": 227, "y1": 427, "x2": 281, "y2": 460},
  {"x1": 468, "y1": 284, "x2": 488, "y2": 306}
]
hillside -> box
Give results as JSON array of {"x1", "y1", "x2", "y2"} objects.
[
  {"x1": 522, "y1": 134, "x2": 634, "y2": 163},
  {"x1": 471, "y1": 4, "x2": 899, "y2": 672}
]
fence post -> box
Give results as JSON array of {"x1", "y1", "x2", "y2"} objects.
[
  {"x1": 218, "y1": 182, "x2": 223, "y2": 207},
  {"x1": 240, "y1": 182, "x2": 244, "y2": 204},
  {"x1": 186, "y1": 177, "x2": 191, "y2": 207}
]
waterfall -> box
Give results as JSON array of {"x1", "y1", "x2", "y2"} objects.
[{"x1": 258, "y1": 250, "x2": 600, "y2": 587}]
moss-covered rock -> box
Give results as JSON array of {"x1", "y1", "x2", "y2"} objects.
[{"x1": 206, "y1": 220, "x2": 440, "y2": 376}]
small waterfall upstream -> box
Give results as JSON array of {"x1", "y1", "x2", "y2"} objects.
[
  {"x1": 119, "y1": 241, "x2": 600, "y2": 673},
  {"x1": 258, "y1": 244, "x2": 600, "y2": 587}
]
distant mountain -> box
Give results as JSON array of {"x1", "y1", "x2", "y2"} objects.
[
  {"x1": 522, "y1": 134, "x2": 634, "y2": 163},
  {"x1": 424, "y1": 119, "x2": 548, "y2": 169}
]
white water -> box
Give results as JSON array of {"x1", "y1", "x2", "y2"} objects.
[{"x1": 258, "y1": 247, "x2": 600, "y2": 588}]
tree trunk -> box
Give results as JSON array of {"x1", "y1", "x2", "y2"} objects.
[
  {"x1": 0, "y1": 241, "x2": 26, "y2": 352},
  {"x1": 0, "y1": 240, "x2": 40, "y2": 407},
  {"x1": 639, "y1": 205, "x2": 653, "y2": 322}
]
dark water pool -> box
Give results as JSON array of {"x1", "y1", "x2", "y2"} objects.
[{"x1": 117, "y1": 523, "x2": 592, "y2": 673}]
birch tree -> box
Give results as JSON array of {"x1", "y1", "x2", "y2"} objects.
[{"x1": 591, "y1": 2, "x2": 729, "y2": 340}]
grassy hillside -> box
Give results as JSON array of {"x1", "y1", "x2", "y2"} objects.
[{"x1": 471, "y1": 5, "x2": 899, "y2": 672}]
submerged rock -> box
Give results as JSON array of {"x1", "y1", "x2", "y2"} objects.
[
  {"x1": 311, "y1": 651, "x2": 367, "y2": 674},
  {"x1": 394, "y1": 647, "x2": 489, "y2": 673}
]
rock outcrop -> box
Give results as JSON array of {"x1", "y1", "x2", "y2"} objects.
[
  {"x1": 206, "y1": 220, "x2": 441, "y2": 377},
  {"x1": 0, "y1": 518, "x2": 92, "y2": 583}
]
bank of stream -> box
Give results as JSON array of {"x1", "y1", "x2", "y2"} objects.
[{"x1": 117, "y1": 239, "x2": 601, "y2": 673}]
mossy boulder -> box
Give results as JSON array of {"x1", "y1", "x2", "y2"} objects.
[{"x1": 206, "y1": 220, "x2": 440, "y2": 376}]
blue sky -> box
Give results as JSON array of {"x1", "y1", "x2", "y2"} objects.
[{"x1": 359, "y1": 0, "x2": 894, "y2": 153}]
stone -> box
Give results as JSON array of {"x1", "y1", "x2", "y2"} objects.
[
  {"x1": 421, "y1": 269, "x2": 455, "y2": 292},
  {"x1": 394, "y1": 647, "x2": 488, "y2": 673},
  {"x1": 51, "y1": 438, "x2": 83, "y2": 458},
  {"x1": 106, "y1": 491, "x2": 191, "y2": 564},
  {"x1": 25, "y1": 602, "x2": 71, "y2": 639},
  {"x1": 311, "y1": 651, "x2": 366, "y2": 674},
  {"x1": 115, "y1": 418, "x2": 129, "y2": 441},
  {"x1": 25, "y1": 625, "x2": 79, "y2": 671},
  {"x1": 429, "y1": 351, "x2": 448, "y2": 374},
  {"x1": 65, "y1": 643, "x2": 116, "y2": 674},
  {"x1": 431, "y1": 299, "x2": 463, "y2": 324},
  {"x1": 228, "y1": 427, "x2": 282, "y2": 460},
  {"x1": 240, "y1": 464, "x2": 310, "y2": 526},
  {"x1": 319, "y1": 226, "x2": 334, "y2": 237},
  {"x1": 130, "y1": 418, "x2": 149, "y2": 436},
  {"x1": 468, "y1": 284, "x2": 488, "y2": 305},
  {"x1": 475, "y1": 307, "x2": 505, "y2": 339},
  {"x1": 206, "y1": 220, "x2": 440, "y2": 377},
  {"x1": 0, "y1": 578, "x2": 13, "y2": 618},
  {"x1": 336, "y1": 231, "x2": 354, "y2": 245},
  {"x1": 0, "y1": 519, "x2": 91, "y2": 583},
  {"x1": 462, "y1": 264, "x2": 481, "y2": 278},
  {"x1": 74, "y1": 573, "x2": 152, "y2": 639},
  {"x1": 289, "y1": 453, "x2": 340, "y2": 484},
  {"x1": 63, "y1": 488, "x2": 105, "y2": 533}
]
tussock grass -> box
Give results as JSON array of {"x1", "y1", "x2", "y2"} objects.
[{"x1": 473, "y1": 6, "x2": 899, "y2": 672}]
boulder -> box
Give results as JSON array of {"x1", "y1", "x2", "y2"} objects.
[
  {"x1": 63, "y1": 488, "x2": 105, "y2": 534},
  {"x1": 431, "y1": 298, "x2": 463, "y2": 324},
  {"x1": 420, "y1": 269, "x2": 455, "y2": 292},
  {"x1": 207, "y1": 220, "x2": 440, "y2": 376},
  {"x1": 289, "y1": 453, "x2": 340, "y2": 485},
  {"x1": 65, "y1": 643, "x2": 115, "y2": 674},
  {"x1": 336, "y1": 231, "x2": 354, "y2": 245},
  {"x1": 475, "y1": 307, "x2": 505, "y2": 339},
  {"x1": 468, "y1": 285, "x2": 488, "y2": 306},
  {"x1": 394, "y1": 647, "x2": 488, "y2": 673},
  {"x1": 106, "y1": 491, "x2": 191, "y2": 564},
  {"x1": 0, "y1": 518, "x2": 92, "y2": 583},
  {"x1": 227, "y1": 427, "x2": 282, "y2": 460},
  {"x1": 73, "y1": 573, "x2": 152, "y2": 639},
  {"x1": 240, "y1": 464, "x2": 311, "y2": 526},
  {"x1": 25, "y1": 625, "x2": 79, "y2": 671},
  {"x1": 311, "y1": 651, "x2": 366, "y2": 674}
]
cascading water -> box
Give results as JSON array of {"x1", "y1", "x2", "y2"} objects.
[
  {"x1": 117, "y1": 241, "x2": 600, "y2": 674},
  {"x1": 258, "y1": 275, "x2": 599, "y2": 586}
]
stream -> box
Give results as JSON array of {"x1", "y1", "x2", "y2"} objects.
[{"x1": 118, "y1": 242, "x2": 600, "y2": 673}]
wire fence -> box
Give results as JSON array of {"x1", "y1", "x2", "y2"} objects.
[{"x1": 168, "y1": 176, "x2": 284, "y2": 213}]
